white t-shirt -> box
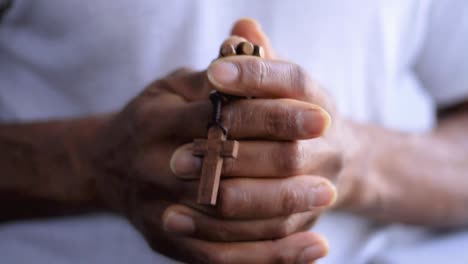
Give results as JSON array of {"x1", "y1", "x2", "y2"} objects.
[{"x1": 1, "y1": 1, "x2": 468, "y2": 263}]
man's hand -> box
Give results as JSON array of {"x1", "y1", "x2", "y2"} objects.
[
  {"x1": 90, "y1": 19, "x2": 468, "y2": 264},
  {"x1": 198, "y1": 19, "x2": 468, "y2": 229},
  {"x1": 170, "y1": 17, "x2": 468, "y2": 242},
  {"x1": 89, "y1": 38, "x2": 336, "y2": 264},
  {"x1": 0, "y1": 18, "x2": 335, "y2": 263}
]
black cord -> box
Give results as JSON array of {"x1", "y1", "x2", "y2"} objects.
[{"x1": 208, "y1": 91, "x2": 228, "y2": 135}]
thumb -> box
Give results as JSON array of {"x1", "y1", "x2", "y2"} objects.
[{"x1": 230, "y1": 18, "x2": 277, "y2": 59}]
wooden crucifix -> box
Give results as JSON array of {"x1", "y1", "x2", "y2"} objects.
[
  {"x1": 192, "y1": 92, "x2": 239, "y2": 205},
  {"x1": 193, "y1": 41, "x2": 264, "y2": 205}
]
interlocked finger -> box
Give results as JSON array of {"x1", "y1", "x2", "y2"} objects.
[
  {"x1": 174, "y1": 231, "x2": 329, "y2": 264},
  {"x1": 163, "y1": 204, "x2": 320, "y2": 242}
]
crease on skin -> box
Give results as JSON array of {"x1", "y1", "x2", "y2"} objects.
[
  {"x1": 296, "y1": 109, "x2": 308, "y2": 137},
  {"x1": 257, "y1": 59, "x2": 269, "y2": 96}
]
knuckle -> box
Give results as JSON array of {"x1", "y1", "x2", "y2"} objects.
[
  {"x1": 315, "y1": 142, "x2": 343, "y2": 180},
  {"x1": 132, "y1": 87, "x2": 171, "y2": 130},
  {"x1": 127, "y1": 100, "x2": 150, "y2": 132},
  {"x1": 274, "y1": 142, "x2": 306, "y2": 174},
  {"x1": 275, "y1": 216, "x2": 296, "y2": 238},
  {"x1": 143, "y1": 79, "x2": 171, "y2": 98},
  {"x1": 216, "y1": 182, "x2": 248, "y2": 218},
  {"x1": 264, "y1": 104, "x2": 297, "y2": 137},
  {"x1": 131, "y1": 100, "x2": 169, "y2": 135},
  {"x1": 288, "y1": 63, "x2": 309, "y2": 98},
  {"x1": 167, "y1": 67, "x2": 195, "y2": 77},
  {"x1": 243, "y1": 58, "x2": 270, "y2": 92},
  {"x1": 222, "y1": 104, "x2": 243, "y2": 135},
  {"x1": 216, "y1": 184, "x2": 234, "y2": 218},
  {"x1": 279, "y1": 182, "x2": 304, "y2": 215},
  {"x1": 326, "y1": 150, "x2": 343, "y2": 180},
  {"x1": 213, "y1": 224, "x2": 232, "y2": 242}
]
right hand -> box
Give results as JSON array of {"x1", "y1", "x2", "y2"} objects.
[{"x1": 88, "y1": 19, "x2": 336, "y2": 264}]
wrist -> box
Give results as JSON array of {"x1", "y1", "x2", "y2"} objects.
[
  {"x1": 66, "y1": 114, "x2": 113, "y2": 211},
  {"x1": 80, "y1": 112, "x2": 138, "y2": 216}
]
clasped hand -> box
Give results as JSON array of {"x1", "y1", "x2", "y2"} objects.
[{"x1": 91, "y1": 22, "x2": 346, "y2": 264}]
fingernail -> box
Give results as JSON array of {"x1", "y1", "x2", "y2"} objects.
[
  {"x1": 207, "y1": 60, "x2": 239, "y2": 88},
  {"x1": 300, "y1": 108, "x2": 331, "y2": 137},
  {"x1": 298, "y1": 245, "x2": 327, "y2": 264},
  {"x1": 163, "y1": 211, "x2": 195, "y2": 235},
  {"x1": 311, "y1": 182, "x2": 337, "y2": 206},
  {"x1": 170, "y1": 149, "x2": 201, "y2": 178}
]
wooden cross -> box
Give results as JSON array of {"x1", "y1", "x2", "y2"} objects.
[
  {"x1": 193, "y1": 125, "x2": 239, "y2": 205},
  {"x1": 194, "y1": 41, "x2": 264, "y2": 205}
]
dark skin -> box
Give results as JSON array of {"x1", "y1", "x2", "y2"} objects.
[
  {"x1": 0, "y1": 20, "x2": 335, "y2": 264},
  {"x1": 1, "y1": 18, "x2": 468, "y2": 264}
]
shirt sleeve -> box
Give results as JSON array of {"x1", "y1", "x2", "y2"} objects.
[{"x1": 415, "y1": 0, "x2": 468, "y2": 108}]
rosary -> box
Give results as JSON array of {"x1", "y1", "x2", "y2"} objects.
[{"x1": 193, "y1": 41, "x2": 264, "y2": 205}]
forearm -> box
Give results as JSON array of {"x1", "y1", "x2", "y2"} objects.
[
  {"x1": 0, "y1": 116, "x2": 105, "y2": 221},
  {"x1": 338, "y1": 109, "x2": 468, "y2": 227}
]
